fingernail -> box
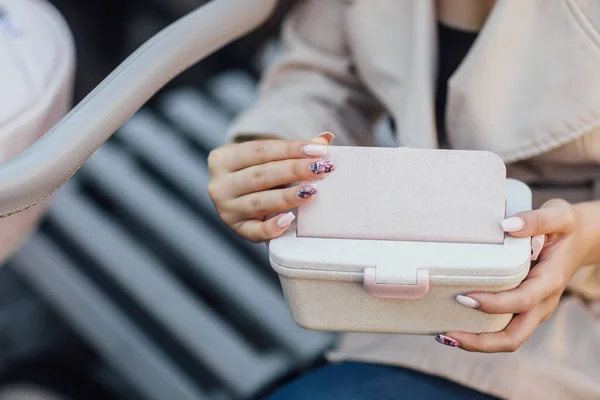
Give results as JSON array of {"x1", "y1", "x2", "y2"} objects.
[
  {"x1": 302, "y1": 144, "x2": 328, "y2": 156},
  {"x1": 500, "y1": 217, "x2": 525, "y2": 232},
  {"x1": 456, "y1": 295, "x2": 479, "y2": 309},
  {"x1": 276, "y1": 212, "x2": 296, "y2": 228},
  {"x1": 317, "y1": 132, "x2": 335, "y2": 142},
  {"x1": 435, "y1": 334, "x2": 460, "y2": 347},
  {"x1": 297, "y1": 183, "x2": 318, "y2": 199},
  {"x1": 531, "y1": 234, "x2": 545, "y2": 260},
  {"x1": 310, "y1": 161, "x2": 335, "y2": 174}
]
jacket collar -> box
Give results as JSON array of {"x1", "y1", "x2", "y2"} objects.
[{"x1": 346, "y1": 0, "x2": 600, "y2": 162}]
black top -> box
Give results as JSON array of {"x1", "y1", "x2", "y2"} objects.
[{"x1": 434, "y1": 22, "x2": 479, "y2": 148}]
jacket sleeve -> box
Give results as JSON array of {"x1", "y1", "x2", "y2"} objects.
[{"x1": 226, "y1": 0, "x2": 385, "y2": 146}]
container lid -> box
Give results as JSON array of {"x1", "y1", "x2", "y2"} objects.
[
  {"x1": 297, "y1": 146, "x2": 507, "y2": 245},
  {"x1": 269, "y1": 179, "x2": 532, "y2": 294}
]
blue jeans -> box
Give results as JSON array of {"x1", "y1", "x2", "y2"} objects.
[{"x1": 266, "y1": 362, "x2": 500, "y2": 400}]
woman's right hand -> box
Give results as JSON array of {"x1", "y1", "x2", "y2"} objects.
[{"x1": 207, "y1": 132, "x2": 335, "y2": 243}]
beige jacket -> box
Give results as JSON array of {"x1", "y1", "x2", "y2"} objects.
[{"x1": 227, "y1": 0, "x2": 600, "y2": 398}]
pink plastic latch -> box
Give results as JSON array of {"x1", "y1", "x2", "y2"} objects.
[{"x1": 364, "y1": 268, "x2": 430, "y2": 299}]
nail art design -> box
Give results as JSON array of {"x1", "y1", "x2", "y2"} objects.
[
  {"x1": 435, "y1": 334, "x2": 460, "y2": 347},
  {"x1": 310, "y1": 161, "x2": 335, "y2": 174},
  {"x1": 297, "y1": 183, "x2": 317, "y2": 199}
]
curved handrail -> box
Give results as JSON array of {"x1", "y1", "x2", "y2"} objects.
[{"x1": 0, "y1": 0, "x2": 277, "y2": 217}]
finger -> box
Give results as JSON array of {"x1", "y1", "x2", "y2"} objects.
[
  {"x1": 442, "y1": 302, "x2": 547, "y2": 352},
  {"x1": 227, "y1": 158, "x2": 334, "y2": 197},
  {"x1": 459, "y1": 260, "x2": 566, "y2": 314},
  {"x1": 311, "y1": 131, "x2": 335, "y2": 145},
  {"x1": 232, "y1": 182, "x2": 318, "y2": 219},
  {"x1": 499, "y1": 198, "x2": 574, "y2": 237},
  {"x1": 236, "y1": 212, "x2": 296, "y2": 243},
  {"x1": 212, "y1": 139, "x2": 330, "y2": 173},
  {"x1": 540, "y1": 295, "x2": 561, "y2": 322}
]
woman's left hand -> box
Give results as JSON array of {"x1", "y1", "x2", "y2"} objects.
[{"x1": 437, "y1": 198, "x2": 587, "y2": 352}]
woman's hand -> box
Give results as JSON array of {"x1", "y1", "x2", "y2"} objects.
[
  {"x1": 207, "y1": 132, "x2": 335, "y2": 243},
  {"x1": 436, "y1": 198, "x2": 587, "y2": 352}
]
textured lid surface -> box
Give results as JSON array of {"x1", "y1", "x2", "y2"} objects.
[
  {"x1": 297, "y1": 146, "x2": 506, "y2": 244},
  {"x1": 0, "y1": 0, "x2": 67, "y2": 127},
  {"x1": 270, "y1": 179, "x2": 531, "y2": 281}
]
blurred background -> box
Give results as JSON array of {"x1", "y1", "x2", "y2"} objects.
[
  {"x1": 0, "y1": 0, "x2": 398, "y2": 398},
  {"x1": 0, "y1": 1, "x2": 342, "y2": 399}
]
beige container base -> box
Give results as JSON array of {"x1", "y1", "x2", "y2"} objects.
[{"x1": 276, "y1": 268, "x2": 528, "y2": 335}]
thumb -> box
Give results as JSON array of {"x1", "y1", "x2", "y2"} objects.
[
  {"x1": 500, "y1": 199, "x2": 575, "y2": 237},
  {"x1": 310, "y1": 131, "x2": 335, "y2": 146}
]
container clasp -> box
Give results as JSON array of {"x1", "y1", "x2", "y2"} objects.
[{"x1": 364, "y1": 268, "x2": 430, "y2": 299}]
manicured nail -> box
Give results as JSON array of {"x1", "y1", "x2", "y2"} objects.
[
  {"x1": 500, "y1": 217, "x2": 525, "y2": 232},
  {"x1": 435, "y1": 334, "x2": 460, "y2": 347},
  {"x1": 276, "y1": 212, "x2": 295, "y2": 228},
  {"x1": 297, "y1": 183, "x2": 318, "y2": 199},
  {"x1": 302, "y1": 144, "x2": 328, "y2": 156},
  {"x1": 310, "y1": 161, "x2": 335, "y2": 174},
  {"x1": 531, "y1": 234, "x2": 545, "y2": 260},
  {"x1": 456, "y1": 295, "x2": 479, "y2": 309},
  {"x1": 317, "y1": 132, "x2": 335, "y2": 142}
]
